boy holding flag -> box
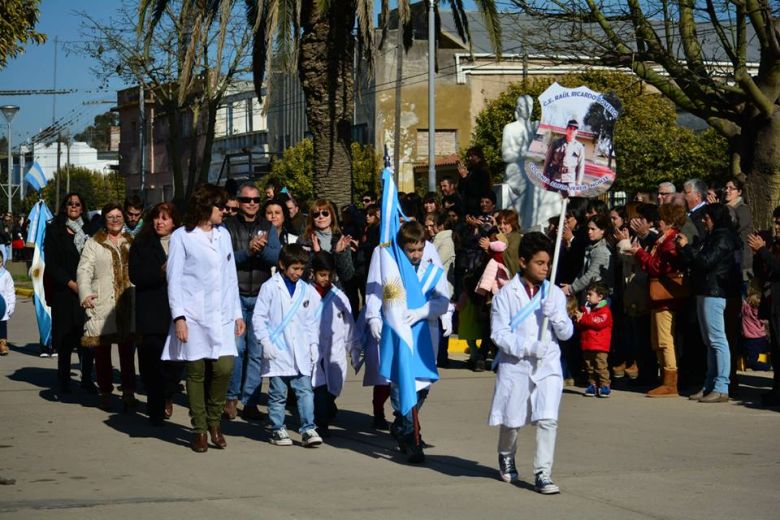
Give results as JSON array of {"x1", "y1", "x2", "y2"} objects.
[{"x1": 365, "y1": 169, "x2": 451, "y2": 463}]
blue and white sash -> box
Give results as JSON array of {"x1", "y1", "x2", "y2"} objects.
[
  {"x1": 268, "y1": 283, "x2": 307, "y2": 349},
  {"x1": 418, "y1": 261, "x2": 444, "y2": 300},
  {"x1": 509, "y1": 280, "x2": 549, "y2": 332},
  {"x1": 315, "y1": 289, "x2": 338, "y2": 320}
]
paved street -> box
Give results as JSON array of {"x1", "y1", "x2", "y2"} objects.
[{"x1": 1, "y1": 297, "x2": 778, "y2": 519}]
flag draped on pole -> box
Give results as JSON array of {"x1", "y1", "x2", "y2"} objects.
[
  {"x1": 24, "y1": 162, "x2": 50, "y2": 192},
  {"x1": 26, "y1": 201, "x2": 53, "y2": 347},
  {"x1": 376, "y1": 167, "x2": 439, "y2": 415}
]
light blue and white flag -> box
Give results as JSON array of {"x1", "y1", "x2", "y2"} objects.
[
  {"x1": 377, "y1": 167, "x2": 439, "y2": 415},
  {"x1": 27, "y1": 201, "x2": 53, "y2": 347},
  {"x1": 24, "y1": 162, "x2": 50, "y2": 192}
]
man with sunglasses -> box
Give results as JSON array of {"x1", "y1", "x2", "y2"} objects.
[
  {"x1": 225, "y1": 197, "x2": 240, "y2": 217},
  {"x1": 223, "y1": 183, "x2": 281, "y2": 421}
]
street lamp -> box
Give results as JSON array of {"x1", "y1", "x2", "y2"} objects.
[{"x1": 1, "y1": 105, "x2": 20, "y2": 214}]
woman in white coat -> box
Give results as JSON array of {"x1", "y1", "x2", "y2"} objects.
[
  {"x1": 163, "y1": 184, "x2": 244, "y2": 453},
  {"x1": 489, "y1": 232, "x2": 573, "y2": 495}
]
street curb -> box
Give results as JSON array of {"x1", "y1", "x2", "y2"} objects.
[{"x1": 15, "y1": 288, "x2": 34, "y2": 298}]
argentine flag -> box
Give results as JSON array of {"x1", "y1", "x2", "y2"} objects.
[
  {"x1": 376, "y1": 167, "x2": 439, "y2": 415},
  {"x1": 24, "y1": 162, "x2": 50, "y2": 192},
  {"x1": 26, "y1": 201, "x2": 53, "y2": 347}
]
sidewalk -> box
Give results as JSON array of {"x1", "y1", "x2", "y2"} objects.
[{"x1": 1, "y1": 296, "x2": 778, "y2": 519}]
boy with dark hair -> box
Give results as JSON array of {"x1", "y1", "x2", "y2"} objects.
[
  {"x1": 123, "y1": 195, "x2": 144, "y2": 237},
  {"x1": 489, "y1": 231, "x2": 573, "y2": 494},
  {"x1": 253, "y1": 244, "x2": 322, "y2": 447},
  {"x1": 365, "y1": 220, "x2": 451, "y2": 463},
  {"x1": 574, "y1": 281, "x2": 613, "y2": 397},
  {"x1": 310, "y1": 251, "x2": 355, "y2": 436}
]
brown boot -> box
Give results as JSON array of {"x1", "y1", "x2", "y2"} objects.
[
  {"x1": 208, "y1": 425, "x2": 226, "y2": 449},
  {"x1": 222, "y1": 399, "x2": 238, "y2": 420},
  {"x1": 624, "y1": 363, "x2": 639, "y2": 380},
  {"x1": 191, "y1": 432, "x2": 208, "y2": 453},
  {"x1": 647, "y1": 369, "x2": 679, "y2": 398},
  {"x1": 0, "y1": 339, "x2": 8, "y2": 356},
  {"x1": 164, "y1": 400, "x2": 173, "y2": 419},
  {"x1": 612, "y1": 363, "x2": 626, "y2": 379}
]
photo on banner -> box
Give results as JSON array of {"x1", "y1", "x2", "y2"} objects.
[{"x1": 524, "y1": 82, "x2": 621, "y2": 198}]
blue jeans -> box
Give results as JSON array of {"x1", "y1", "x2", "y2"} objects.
[
  {"x1": 390, "y1": 385, "x2": 429, "y2": 437},
  {"x1": 268, "y1": 375, "x2": 315, "y2": 433},
  {"x1": 697, "y1": 296, "x2": 731, "y2": 394},
  {"x1": 227, "y1": 295, "x2": 262, "y2": 405}
]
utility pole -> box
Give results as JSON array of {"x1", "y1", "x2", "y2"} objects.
[
  {"x1": 427, "y1": 0, "x2": 437, "y2": 193},
  {"x1": 65, "y1": 133, "x2": 71, "y2": 194},
  {"x1": 55, "y1": 135, "x2": 61, "y2": 209},
  {"x1": 52, "y1": 36, "x2": 58, "y2": 124},
  {"x1": 139, "y1": 84, "x2": 146, "y2": 204}
]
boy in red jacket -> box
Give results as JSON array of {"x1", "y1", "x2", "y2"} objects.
[{"x1": 575, "y1": 281, "x2": 613, "y2": 397}]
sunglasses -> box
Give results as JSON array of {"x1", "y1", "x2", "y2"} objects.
[
  {"x1": 238, "y1": 196, "x2": 262, "y2": 204},
  {"x1": 362, "y1": 198, "x2": 372, "y2": 203},
  {"x1": 313, "y1": 210, "x2": 330, "y2": 218},
  {"x1": 225, "y1": 206, "x2": 239, "y2": 213},
  {"x1": 67, "y1": 201, "x2": 82, "y2": 208},
  {"x1": 214, "y1": 204, "x2": 227, "y2": 211}
]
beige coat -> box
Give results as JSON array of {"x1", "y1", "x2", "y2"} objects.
[{"x1": 77, "y1": 230, "x2": 135, "y2": 346}]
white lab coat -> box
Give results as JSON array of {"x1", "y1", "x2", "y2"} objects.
[
  {"x1": 312, "y1": 286, "x2": 354, "y2": 396},
  {"x1": 253, "y1": 272, "x2": 320, "y2": 378},
  {"x1": 364, "y1": 241, "x2": 451, "y2": 391},
  {"x1": 162, "y1": 226, "x2": 242, "y2": 361},
  {"x1": 488, "y1": 275, "x2": 573, "y2": 428},
  {"x1": 0, "y1": 269, "x2": 15, "y2": 321}
]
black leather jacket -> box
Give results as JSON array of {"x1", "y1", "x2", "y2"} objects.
[
  {"x1": 222, "y1": 214, "x2": 280, "y2": 297},
  {"x1": 680, "y1": 227, "x2": 741, "y2": 298}
]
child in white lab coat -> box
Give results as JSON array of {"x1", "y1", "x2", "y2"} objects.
[
  {"x1": 0, "y1": 249, "x2": 15, "y2": 356},
  {"x1": 253, "y1": 244, "x2": 322, "y2": 448},
  {"x1": 310, "y1": 251, "x2": 355, "y2": 436},
  {"x1": 489, "y1": 232, "x2": 573, "y2": 494}
]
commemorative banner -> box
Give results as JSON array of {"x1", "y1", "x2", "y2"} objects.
[{"x1": 524, "y1": 83, "x2": 620, "y2": 198}]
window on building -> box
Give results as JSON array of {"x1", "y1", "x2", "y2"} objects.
[
  {"x1": 352, "y1": 123, "x2": 368, "y2": 145},
  {"x1": 416, "y1": 129, "x2": 458, "y2": 158}
]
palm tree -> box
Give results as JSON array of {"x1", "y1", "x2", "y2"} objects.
[{"x1": 140, "y1": 0, "x2": 502, "y2": 206}]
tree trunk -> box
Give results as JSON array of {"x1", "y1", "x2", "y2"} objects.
[
  {"x1": 198, "y1": 99, "x2": 219, "y2": 186},
  {"x1": 163, "y1": 103, "x2": 185, "y2": 203},
  {"x1": 742, "y1": 110, "x2": 780, "y2": 228},
  {"x1": 299, "y1": 0, "x2": 356, "y2": 208}
]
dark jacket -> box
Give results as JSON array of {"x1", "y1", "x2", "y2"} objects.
[
  {"x1": 680, "y1": 227, "x2": 741, "y2": 298},
  {"x1": 297, "y1": 231, "x2": 355, "y2": 284},
  {"x1": 43, "y1": 220, "x2": 85, "y2": 338},
  {"x1": 128, "y1": 235, "x2": 170, "y2": 335},
  {"x1": 223, "y1": 214, "x2": 280, "y2": 297},
  {"x1": 753, "y1": 241, "x2": 780, "y2": 319}
]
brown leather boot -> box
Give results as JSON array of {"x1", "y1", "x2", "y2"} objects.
[
  {"x1": 191, "y1": 432, "x2": 208, "y2": 453},
  {"x1": 612, "y1": 363, "x2": 626, "y2": 378},
  {"x1": 647, "y1": 369, "x2": 679, "y2": 398},
  {"x1": 208, "y1": 425, "x2": 226, "y2": 449},
  {"x1": 0, "y1": 339, "x2": 8, "y2": 356},
  {"x1": 624, "y1": 363, "x2": 639, "y2": 380},
  {"x1": 222, "y1": 399, "x2": 238, "y2": 420}
]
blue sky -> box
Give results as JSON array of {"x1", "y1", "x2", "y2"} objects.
[{"x1": 0, "y1": 0, "x2": 480, "y2": 146}]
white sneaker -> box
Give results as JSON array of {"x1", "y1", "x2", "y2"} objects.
[
  {"x1": 301, "y1": 429, "x2": 323, "y2": 448},
  {"x1": 270, "y1": 428, "x2": 293, "y2": 446}
]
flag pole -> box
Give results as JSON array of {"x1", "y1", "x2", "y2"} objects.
[{"x1": 540, "y1": 194, "x2": 569, "y2": 342}]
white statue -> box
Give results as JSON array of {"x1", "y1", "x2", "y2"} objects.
[{"x1": 501, "y1": 95, "x2": 563, "y2": 232}]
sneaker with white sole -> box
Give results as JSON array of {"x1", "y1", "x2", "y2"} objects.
[
  {"x1": 498, "y1": 454, "x2": 518, "y2": 483},
  {"x1": 301, "y1": 429, "x2": 323, "y2": 448},
  {"x1": 270, "y1": 428, "x2": 293, "y2": 446},
  {"x1": 534, "y1": 473, "x2": 560, "y2": 495}
]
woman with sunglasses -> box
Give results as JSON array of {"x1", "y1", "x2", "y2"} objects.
[
  {"x1": 45, "y1": 192, "x2": 95, "y2": 393},
  {"x1": 76, "y1": 202, "x2": 137, "y2": 411},
  {"x1": 162, "y1": 184, "x2": 244, "y2": 452},
  {"x1": 297, "y1": 199, "x2": 354, "y2": 284}
]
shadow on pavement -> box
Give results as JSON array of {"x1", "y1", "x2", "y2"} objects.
[
  {"x1": 103, "y1": 413, "x2": 192, "y2": 449},
  {"x1": 8, "y1": 342, "x2": 48, "y2": 358},
  {"x1": 325, "y1": 409, "x2": 496, "y2": 478}
]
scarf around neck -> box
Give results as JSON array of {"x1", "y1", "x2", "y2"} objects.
[{"x1": 66, "y1": 217, "x2": 88, "y2": 253}]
